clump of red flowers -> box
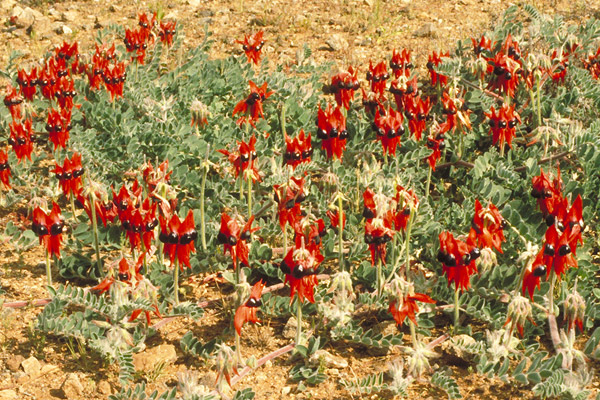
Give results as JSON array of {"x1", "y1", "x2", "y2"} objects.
[
  {"x1": 366, "y1": 60, "x2": 389, "y2": 97},
  {"x1": 218, "y1": 134, "x2": 261, "y2": 183},
  {"x1": 373, "y1": 107, "x2": 404, "y2": 156},
  {"x1": 281, "y1": 238, "x2": 322, "y2": 304},
  {"x1": 217, "y1": 213, "x2": 257, "y2": 270},
  {"x1": 390, "y1": 48, "x2": 412, "y2": 79},
  {"x1": 32, "y1": 202, "x2": 65, "y2": 258},
  {"x1": 0, "y1": 150, "x2": 11, "y2": 190},
  {"x1": 283, "y1": 130, "x2": 313, "y2": 169},
  {"x1": 485, "y1": 104, "x2": 521, "y2": 150},
  {"x1": 232, "y1": 81, "x2": 273, "y2": 127},
  {"x1": 468, "y1": 199, "x2": 506, "y2": 253},
  {"x1": 404, "y1": 95, "x2": 431, "y2": 141},
  {"x1": 159, "y1": 210, "x2": 197, "y2": 270},
  {"x1": 46, "y1": 108, "x2": 72, "y2": 150},
  {"x1": 437, "y1": 231, "x2": 480, "y2": 291},
  {"x1": 9, "y1": 119, "x2": 34, "y2": 163},
  {"x1": 54, "y1": 153, "x2": 84, "y2": 199},
  {"x1": 236, "y1": 31, "x2": 265, "y2": 65},
  {"x1": 234, "y1": 280, "x2": 265, "y2": 335},
  {"x1": 315, "y1": 104, "x2": 348, "y2": 160},
  {"x1": 159, "y1": 21, "x2": 177, "y2": 47},
  {"x1": 427, "y1": 51, "x2": 449, "y2": 87},
  {"x1": 325, "y1": 66, "x2": 360, "y2": 110}
]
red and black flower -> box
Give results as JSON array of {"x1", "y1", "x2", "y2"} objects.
[
  {"x1": 471, "y1": 35, "x2": 492, "y2": 56},
  {"x1": 159, "y1": 20, "x2": 177, "y2": 47},
  {"x1": 273, "y1": 176, "x2": 306, "y2": 231},
  {"x1": 373, "y1": 107, "x2": 404, "y2": 156},
  {"x1": 389, "y1": 292, "x2": 435, "y2": 328},
  {"x1": 234, "y1": 280, "x2": 266, "y2": 335},
  {"x1": 9, "y1": 119, "x2": 34, "y2": 163},
  {"x1": 46, "y1": 108, "x2": 72, "y2": 150},
  {"x1": 218, "y1": 134, "x2": 261, "y2": 182},
  {"x1": 236, "y1": 31, "x2": 265, "y2": 65},
  {"x1": 486, "y1": 52, "x2": 521, "y2": 98},
  {"x1": 326, "y1": 66, "x2": 360, "y2": 110},
  {"x1": 0, "y1": 150, "x2": 11, "y2": 190},
  {"x1": 232, "y1": 81, "x2": 273, "y2": 127},
  {"x1": 159, "y1": 210, "x2": 197, "y2": 270},
  {"x1": 404, "y1": 95, "x2": 431, "y2": 141},
  {"x1": 485, "y1": 104, "x2": 521, "y2": 150},
  {"x1": 281, "y1": 240, "x2": 322, "y2": 304},
  {"x1": 390, "y1": 48, "x2": 412, "y2": 79},
  {"x1": 283, "y1": 130, "x2": 313, "y2": 169},
  {"x1": 16, "y1": 68, "x2": 38, "y2": 101},
  {"x1": 427, "y1": 51, "x2": 449, "y2": 87},
  {"x1": 468, "y1": 199, "x2": 505, "y2": 253},
  {"x1": 438, "y1": 231, "x2": 479, "y2": 291},
  {"x1": 54, "y1": 152, "x2": 84, "y2": 199},
  {"x1": 390, "y1": 76, "x2": 418, "y2": 112},
  {"x1": 32, "y1": 202, "x2": 64, "y2": 258},
  {"x1": 366, "y1": 60, "x2": 389, "y2": 97},
  {"x1": 102, "y1": 61, "x2": 127, "y2": 101},
  {"x1": 217, "y1": 213, "x2": 257, "y2": 270},
  {"x1": 4, "y1": 85, "x2": 23, "y2": 121},
  {"x1": 124, "y1": 28, "x2": 148, "y2": 64},
  {"x1": 316, "y1": 104, "x2": 348, "y2": 160}
]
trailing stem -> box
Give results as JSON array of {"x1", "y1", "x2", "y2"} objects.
[
  {"x1": 404, "y1": 208, "x2": 414, "y2": 279},
  {"x1": 45, "y1": 249, "x2": 52, "y2": 287},
  {"x1": 173, "y1": 258, "x2": 180, "y2": 305},
  {"x1": 425, "y1": 167, "x2": 432, "y2": 200},
  {"x1": 200, "y1": 146, "x2": 210, "y2": 251},
  {"x1": 377, "y1": 258, "x2": 384, "y2": 300},
  {"x1": 337, "y1": 194, "x2": 344, "y2": 274}
]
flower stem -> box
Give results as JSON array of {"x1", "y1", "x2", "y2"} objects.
[
  {"x1": 425, "y1": 167, "x2": 432, "y2": 200},
  {"x1": 500, "y1": 141, "x2": 505, "y2": 157},
  {"x1": 173, "y1": 258, "x2": 180, "y2": 305},
  {"x1": 377, "y1": 258, "x2": 383, "y2": 300},
  {"x1": 454, "y1": 287, "x2": 460, "y2": 331},
  {"x1": 69, "y1": 193, "x2": 76, "y2": 219},
  {"x1": 337, "y1": 194, "x2": 344, "y2": 274},
  {"x1": 295, "y1": 295, "x2": 303, "y2": 345},
  {"x1": 89, "y1": 193, "x2": 103, "y2": 277},
  {"x1": 247, "y1": 169, "x2": 253, "y2": 220},
  {"x1": 404, "y1": 208, "x2": 414, "y2": 280},
  {"x1": 547, "y1": 271, "x2": 561, "y2": 350},
  {"x1": 200, "y1": 146, "x2": 210, "y2": 251},
  {"x1": 235, "y1": 330, "x2": 243, "y2": 366},
  {"x1": 409, "y1": 320, "x2": 417, "y2": 349},
  {"x1": 45, "y1": 249, "x2": 52, "y2": 287},
  {"x1": 141, "y1": 240, "x2": 148, "y2": 276}
]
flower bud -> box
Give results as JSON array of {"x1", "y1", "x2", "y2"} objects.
[
  {"x1": 505, "y1": 294, "x2": 533, "y2": 337},
  {"x1": 563, "y1": 290, "x2": 585, "y2": 332},
  {"x1": 190, "y1": 99, "x2": 210, "y2": 128}
]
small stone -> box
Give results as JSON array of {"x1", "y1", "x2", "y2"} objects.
[
  {"x1": 55, "y1": 24, "x2": 73, "y2": 35},
  {"x1": 414, "y1": 23, "x2": 437, "y2": 38},
  {"x1": 283, "y1": 317, "x2": 301, "y2": 339},
  {"x1": 41, "y1": 364, "x2": 59, "y2": 374},
  {"x1": 325, "y1": 34, "x2": 349, "y2": 52},
  {"x1": 199, "y1": 371, "x2": 217, "y2": 388},
  {"x1": 61, "y1": 11, "x2": 78, "y2": 22},
  {"x1": 97, "y1": 380, "x2": 111, "y2": 395},
  {"x1": 0, "y1": 390, "x2": 18, "y2": 400},
  {"x1": 10, "y1": 6, "x2": 42, "y2": 28},
  {"x1": 60, "y1": 373, "x2": 84, "y2": 398},
  {"x1": 308, "y1": 349, "x2": 348, "y2": 369},
  {"x1": 186, "y1": 0, "x2": 200, "y2": 7},
  {"x1": 21, "y1": 356, "x2": 41, "y2": 378},
  {"x1": 132, "y1": 344, "x2": 177, "y2": 373},
  {"x1": 48, "y1": 8, "x2": 61, "y2": 18},
  {"x1": 5, "y1": 355, "x2": 24, "y2": 372},
  {"x1": 282, "y1": 386, "x2": 292, "y2": 395}
]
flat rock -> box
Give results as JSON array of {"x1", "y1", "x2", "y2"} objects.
[
  {"x1": 55, "y1": 24, "x2": 73, "y2": 35},
  {"x1": 132, "y1": 344, "x2": 177, "y2": 373},
  {"x1": 414, "y1": 22, "x2": 437, "y2": 38},
  {"x1": 325, "y1": 34, "x2": 349, "y2": 52},
  {"x1": 308, "y1": 349, "x2": 348, "y2": 369},
  {"x1": 5, "y1": 355, "x2": 23, "y2": 373},
  {"x1": 41, "y1": 364, "x2": 59, "y2": 374},
  {"x1": 60, "y1": 373, "x2": 84, "y2": 398},
  {"x1": 0, "y1": 0, "x2": 16, "y2": 11},
  {"x1": 61, "y1": 11, "x2": 78, "y2": 22},
  {"x1": 21, "y1": 356, "x2": 41, "y2": 378},
  {"x1": 0, "y1": 390, "x2": 18, "y2": 400},
  {"x1": 97, "y1": 380, "x2": 111, "y2": 395}
]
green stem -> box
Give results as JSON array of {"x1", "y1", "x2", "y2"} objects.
[
  {"x1": 409, "y1": 320, "x2": 417, "y2": 349},
  {"x1": 247, "y1": 169, "x2": 253, "y2": 219},
  {"x1": 89, "y1": 194, "x2": 103, "y2": 276},
  {"x1": 500, "y1": 141, "x2": 505, "y2": 157},
  {"x1": 404, "y1": 208, "x2": 414, "y2": 280},
  {"x1": 337, "y1": 195, "x2": 344, "y2": 274},
  {"x1": 377, "y1": 258, "x2": 383, "y2": 300},
  {"x1": 69, "y1": 192, "x2": 76, "y2": 219},
  {"x1": 173, "y1": 258, "x2": 180, "y2": 305},
  {"x1": 45, "y1": 249, "x2": 52, "y2": 287},
  {"x1": 200, "y1": 146, "x2": 210, "y2": 252},
  {"x1": 295, "y1": 296, "x2": 302, "y2": 345},
  {"x1": 280, "y1": 103, "x2": 286, "y2": 138},
  {"x1": 425, "y1": 167, "x2": 432, "y2": 200},
  {"x1": 141, "y1": 240, "x2": 148, "y2": 276},
  {"x1": 454, "y1": 287, "x2": 460, "y2": 331},
  {"x1": 235, "y1": 330, "x2": 243, "y2": 365}
]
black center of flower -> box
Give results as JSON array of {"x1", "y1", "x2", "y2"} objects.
[
  {"x1": 50, "y1": 222, "x2": 64, "y2": 235},
  {"x1": 179, "y1": 230, "x2": 197, "y2": 245},
  {"x1": 280, "y1": 260, "x2": 291, "y2": 275},
  {"x1": 558, "y1": 244, "x2": 571, "y2": 256},
  {"x1": 246, "y1": 297, "x2": 262, "y2": 308},
  {"x1": 544, "y1": 243, "x2": 555, "y2": 256},
  {"x1": 533, "y1": 265, "x2": 546, "y2": 277}
]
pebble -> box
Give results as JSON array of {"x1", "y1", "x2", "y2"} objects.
[
  {"x1": 55, "y1": 24, "x2": 73, "y2": 35},
  {"x1": 308, "y1": 349, "x2": 348, "y2": 369},
  {"x1": 132, "y1": 344, "x2": 177, "y2": 373},
  {"x1": 60, "y1": 373, "x2": 84, "y2": 398},
  {"x1": 97, "y1": 380, "x2": 111, "y2": 395},
  {"x1": 21, "y1": 356, "x2": 41, "y2": 378},
  {"x1": 5, "y1": 355, "x2": 23, "y2": 373},
  {"x1": 325, "y1": 34, "x2": 349, "y2": 52},
  {"x1": 414, "y1": 22, "x2": 437, "y2": 38}
]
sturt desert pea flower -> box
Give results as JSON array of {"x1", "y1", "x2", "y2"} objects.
[
  {"x1": 77, "y1": 185, "x2": 118, "y2": 228},
  {"x1": 471, "y1": 35, "x2": 493, "y2": 56},
  {"x1": 468, "y1": 199, "x2": 506, "y2": 253},
  {"x1": 86, "y1": 43, "x2": 115, "y2": 90},
  {"x1": 218, "y1": 134, "x2": 261, "y2": 183},
  {"x1": 119, "y1": 203, "x2": 146, "y2": 251},
  {"x1": 404, "y1": 95, "x2": 431, "y2": 141},
  {"x1": 0, "y1": 150, "x2": 11, "y2": 190},
  {"x1": 236, "y1": 31, "x2": 265, "y2": 65},
  {"x1": 366, "y1": 60, "x2": 390, "y2": 97},
  {"x1": 124, "y1": 28, "x2": 148, "y2": 64},
  {"x1": 3, "y1": 85, "x2": 23, "y2": 120},
  {"x1": 281, "y1": 239, "x2": 322, "y2": 304},
  {"x1": 53, "y1": 152, "x2": 84, "y2": 199},
  {"x1": 327, "y1": 209, "x2": 346, "y2": 231},
  {"x1": 522, "y1": 260, "x2": 545, "y2": 300},
  {"x1": 37, "y1": 62, "x2": 58, "y2": 100},
  {"x1": 583, "y1": 46, "x2": 600, "y2": 80},
  {"x1": 54, "y1": 40, "x2": 79, "y2": 65},
  {"x1": 502, "y1": 34, "x2": 522, "y2": 63},
  {"x1": 373, "y1": 107, "x2": 405, "y2": 157},
  {"x1": 138, "y1": 12, "x2": 156, "y2": 39},
  {"x1": 50, "y1": 56, "x2": 69, "y2": 80},
  {"x1": 325, "y1": 66, "x2": 360, "y2": 110},
  {"x1": 283, "y1": 129, "x2": 313, "y2": 169},
  {"x1": 563, "y1": 290, "x2": 585, "y2": 332},
  {"x1": 142, "y1": 159, "x2": 172, "y2": 196},
  {"x1": 32, "y1": 202, "x2": 65, "y2": 258},
  {"x1": 273, "y1": 176, "x2": 306, "y2": 231},
  {"x1": 112, "y1": 180, "x2": 143, "y2": 221},
  {"x1": 217, "y1": 213, "x2": 257, "y2": 270},
  {"x1": 548, "y1": 49, "x2": 569, "y2": 84},
  {"x1": 390, "y1": 75, "x2": 418, "y2": 112},
  {"x1": 293, "y1": 215, "x2": 326, "y2": 252},
  {"x1": 234, "y1": 280, "x2": 266, "y2": 335},
  {"x1": 232, "y1": 81, "x2": 273, "y2": 127},
  {"x1": 425, "y1": 134, "x2": 445, "y2": 171},
  {"x1": 361, "y1": 87, "x2": 385, "y2": 115},
  {"x1": 427, "y1": 51, "x2": 449, "y2": 87},
  {"x1": 440, "y1": 90, "x2": 471, "y2": 133},
  {"x1": 362, "y1": 187, "x2": 397, "y2": 265},
  {"x1": 54, "y1": 77, "x2": 76, "y2": 110},
  {"x1": 159, "y1": 209, "x2": 197, "y2": 270},
  {"x1": 487, "y1": 52, "x2": 521, "y2": 98},
  {"x1": 46, "y1": 108, "x2": 72, "y2": 150},
  {"x1": 16, "y1": 68, "x2": 37, "y2": 101},
  {"x1": 390, "y1": 48, "x2": 413, "y2": 79},
  {"x1": 103, "y1": 62, "x2": 127, "y2": 101},
  {"x1": 485, "y1": 104, "x2": 521, "y2": 150},
  {"x1": 387, "y1": 277, "x2": 435, "y2": 328},
  {"x1": 316, "y1": 103, "x2": 348, "y2": 160},
  {"x1": 504, "y1": 294, "x2": 534, "y2": 337},
  {"x1": 437, "y1": 231, "x2": 479, "y2": 291},
  {"x1": 190, "y1": 99, "x2": 210, "y2": 129},
  {"x1": 394, "y1": 185, "x2": 419, "y2": 232},
  {"x1": 531, "y1": 167, "x2": 563, "y2": 218},
  {"x1": 9, "y1": 119, "x2": 34, "y2": 163},
  {"x1": 159, "y1": 20, "x2": 177, "y2": 46},
  {"x1": 92, "y1": 255, "x2": 145, "y2": 295}
]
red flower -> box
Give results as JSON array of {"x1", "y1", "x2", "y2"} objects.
[
  {"x1": 159, "y1": 210, "x2": 197, "y2": 270},
  {"x1": 16, "y1": 68, "x2": 37, "y2": 101},
  {"x1": 316, "y1": 104, "x2": 348, "y2": 160},
  {"x1": 438, "y1": 231, "x2": 479, "y2": 291},
  {"x1": 327, "y1": 66, "x2": 360, "y2": 110},
  {"x1": 548, "y1": 49, "x2": 569, "y2": 83},
  {"x1": 364, "y1": 218, "x2": 394, "y2": 265},
  {"x1": 218, "y1": 134, "x2": 261, "y2": 182},
  {"x1": 427, "y1": 51, "x2": 449, "y2": 87},
  {"x1": 86, "y1": 44, "x2": 115, "y2": 90},
  {"x1": 539, "y1": 224, "x2": 581, "y2": 279},
  {"x1": 393, "y1": 185, "x2": 418, "y2": 231},
  {"x1": 390, "y1": 76, "x2": 418, "y2": 112},
  {"x1": 138, "y1": 12, "x2": 156, "y2": 39},
  {"x1": 78, "y1": 191, "x2": 118, "y2": 228},
  {"x1": 273, "y1": 176, "x2": 305, "y2": 231},
  {"x1": 486, "y1": 52, "x2": 521, "y2": 98},
  {"x1": 103, "y1": 62, "x2": 126, "y2": 101},
  {"x1": 217, "y1": 213, "x2": 257, "y2": 269},
  {"x1": 468, "y1": 199, "x2": 505, "y2": 253},
  {"x1": 390, "y1": 48, "x2": 412, "y2": 79},
  {"x1": 236, "y1": 31, "x2": 265, "y2": 65},
  {"x1": 9, "y1": 119, "x2": 34, "y2": 163},
  {"x1": 232, "y1": 81, "x2": 273, "y2": 127},
  {"x1": 440, "y1": 91, "x2": 471, "y2": 133},
  {"x1": 46, "y1": 108, "x2": 72, "y2": 150},
  {"x1": 281, "y1": 243, "x2": 322, "y2": 304},
  {"x1": 531, "y1": 167, "x2": 562, "y2": 217},
  {"x1": 389, "y1": 293, "x2": 435, "y2": 327},
  {"x1": 53, "y1": 152, "x2": 84, "y2": 199},
  {"x1": 425, "y1": 135, "x2": 444, "y2": 171},
  {"x1": 327, "y1": 209, "x2": 345, "y2": 230},
  {"x1": 38, "y1": 62, "x2": 58, "y2": 100},
  {"x1": 471, "y1": 35, "x2": 492, "y2": 56},
  {"x1": 366, "y1": 60, "x2": 389, "y2": 97},
  {"x1": 142, "y1": 159, "x2": 172, "y2": 196},
  {"x1": 293, "y1": 217, "x2": 326, "y2": 252},
  {"x1": 159, "y1": 21, "x2": 177, "y2": 46},
  {"x1": 361, "y1": 87, "x2": 385, "y2": 115},
  {"x1": 283, "y1": 129, "x2": 313, "y2": 169},
  {"x1": 124, "y1": 28, "x2": 148, "y2": 64},
  {"x1": 55, "y1": 40, "x2": 79, "y2": 65},
  {"x1": 522, "y1": 256, "x2": 546, "y2": 300},
  {"x1": 0, "y1": 150, "x2": 11, "y2": 190},
  {"x1": 3, "y1": 85, "x2": 23, "y2": 120},
  {"x1": 502, "y1": 34, "x2": 522, "y2": 63},
  {"x1": 32, "y1": 202, "x2": 64, "y2": 258},
  {"x1": 405, "y1": 95, "x2": 431, "y2": 141},
  {"x1": 54, "y1": 77, "x2": 76, "y2": 110},
  {"x1": 112, "y1": 182, "x2": 142, "y2": 221},
  {"x1": 485, "y1": 104, "x2": 521, "y2": 150},
  {"x1": 119, "y1": 200, "x2": 157, "y2": 252},
  {"x1": 234, "y1": 280, "x2": 266, "y2": 335},
  {"x1": 373, "y1": 107, "x2": 404, "y2": 156}
]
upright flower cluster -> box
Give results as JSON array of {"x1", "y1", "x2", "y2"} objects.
[
  {"x1": 236, "y1": 31, "x2": 265, "y2": 65},
  {"x1": 315, "y1": 103, "x2": 348, "y2": 160},
  {"x1": 326, "y1": 66, "x2": 360, "y2": 110},
  {"x1": 232, "y1": 81, "x2": 273, "y2": 127},
  {"x1": 372, "y1": 107, "x2": 404, "y2": 156},
  {"x1": 54, "y1": 152, "x2": 84, "y2": 199},
  {"x1": 32, "y1": 203, "x2": 65, "y2": 258},
  {"x1": 485, "y1": 104, "x2": 521, "y2": 150},
  {"x1": 217, "y1": 213, "x2": 257, "y2": 270},
  {"x1": 218, "y1": 134, "x2": 261, "y2": 183},
  {"x1": 283, "y1": 130, "x2": 313, "y2": 169}
]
